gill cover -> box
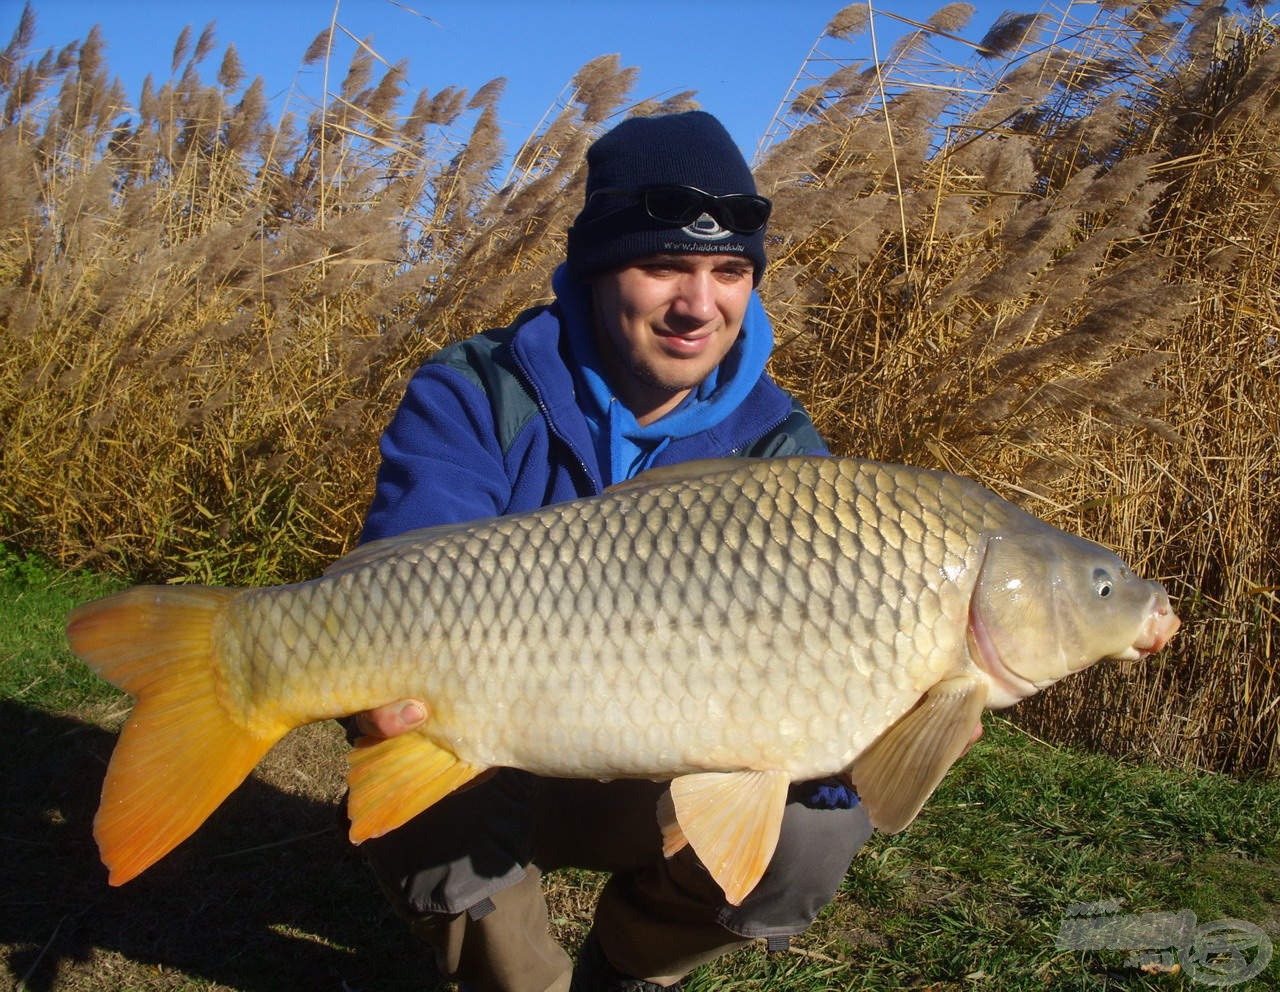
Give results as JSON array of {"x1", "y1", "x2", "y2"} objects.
[{"x1": 970, "y1": 527, "x2": 1158, "y2": 706}]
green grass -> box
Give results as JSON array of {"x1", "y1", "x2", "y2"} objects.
[
  {"x1": 2, "y1": 551, "x2": 1277, "y2": 991},
  {"x1": 0, "y1": 547, "x2": 126, "y2": 711},
  {"x1": 781, "y1": 728, "x2": 1280, "y2": 991}
]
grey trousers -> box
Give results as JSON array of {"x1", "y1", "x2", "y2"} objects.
[{"x1": 362, "y1": 771, "x2": 872, "y2": 991}]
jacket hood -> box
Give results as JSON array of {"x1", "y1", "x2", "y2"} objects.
[{"x1": 551, "y1": 264, "x2": 774, "y2": 484}]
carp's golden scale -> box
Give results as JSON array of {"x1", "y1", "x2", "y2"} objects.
[{"x1": 67, "y1": 457, "x2": 1179, "y2": 904}]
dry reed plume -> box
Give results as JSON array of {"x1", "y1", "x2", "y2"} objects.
[{"x1": 0, "y1": 1, "x2": 1276, "y2": 775}]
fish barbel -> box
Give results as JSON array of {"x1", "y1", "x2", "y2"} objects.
[{"x1": 67, "y1": 456, "x2": 1179, "y2": 903}]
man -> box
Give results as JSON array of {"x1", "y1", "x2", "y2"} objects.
[{"x1": 351, "y1": 111, "x2": 872, "y2": 992}]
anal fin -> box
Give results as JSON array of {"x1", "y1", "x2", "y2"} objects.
[
  {"x1": 658, "y1": 769, "x2": 790, "y2": 906},
  {"x1": 347, "y1": 732, "x2": 483, "y2": 843},
  {"x1": 849, "y1": 674, "x2": 987, "y2": 834}
]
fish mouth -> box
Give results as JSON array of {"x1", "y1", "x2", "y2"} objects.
[{"x1": 1114, "y1": 591, "x2": 1180, "y2": 661}]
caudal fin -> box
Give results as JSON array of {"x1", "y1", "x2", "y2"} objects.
[{"x1": 67, "y1": 586, "x2": 288, "y2": 885}]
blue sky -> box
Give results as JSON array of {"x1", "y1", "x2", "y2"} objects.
[{"x1": 14, "y1": 0, "x2": 995, "y2": 162}]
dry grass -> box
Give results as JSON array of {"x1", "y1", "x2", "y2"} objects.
[
  {"x1": 752, "y1": 1, "x2": 1280, "y2": 776},
  {"x1": 0, "y1": 1, "x2": 1277, "y2": 775}
]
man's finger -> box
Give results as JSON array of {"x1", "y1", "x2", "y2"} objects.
[
  {"x1": 355, "y1": 699, "x2": 428, "y2": 740},
  {"x1": 960, "y1": 719, "x2": 984, "y2": 758}
]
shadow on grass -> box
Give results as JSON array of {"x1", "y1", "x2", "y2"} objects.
[{"x1": 0, "y1": 700, "x2": 449, "y2": 992}]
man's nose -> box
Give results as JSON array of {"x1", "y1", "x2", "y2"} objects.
[{"x1": 669, "y1": 272, "x2": 716, "y2": 322}]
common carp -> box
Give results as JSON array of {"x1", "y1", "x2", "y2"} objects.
[{"x1": 67, "y1": 456, "x2": 1179, "y2": 903}]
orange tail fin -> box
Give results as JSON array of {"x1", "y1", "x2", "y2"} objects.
[{"x1": 67, "y1": 586, "x2": 288, "y2": 885}]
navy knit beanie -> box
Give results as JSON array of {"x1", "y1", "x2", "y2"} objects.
[{"x1": 566, "y1": 111, "x2": 768, "y2": 284}]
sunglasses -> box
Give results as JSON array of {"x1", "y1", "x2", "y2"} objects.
[{"x1": 587, "y1": 184, "x2": 772, "y2": 234}]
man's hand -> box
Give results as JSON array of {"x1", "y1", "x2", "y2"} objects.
[
  {"x1": 351, "y1": 698, "x2": 498, "y2": 793},
  {"x1": 961, "y1": 719, "x2": 984, "y2": 758},
  {"x1": 352, "y1": 699, "x2": 428, "y2": 741}
]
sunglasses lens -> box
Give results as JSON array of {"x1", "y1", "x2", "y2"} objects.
[
  {"x1": 642, "y1": 187, "x2": 705, "y2": 226},
  {"x1": 717, "y1": 195, "x2": 771, "y2": 233},
  {"x1": 640, "y1": 187, "x2": 771, "y2": 233}
]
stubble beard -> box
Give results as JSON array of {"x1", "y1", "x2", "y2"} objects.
[{"x1": 624, "y1": 354, "x2": 704, "y2": 395}]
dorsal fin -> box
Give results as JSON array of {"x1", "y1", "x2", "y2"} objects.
[
  {"x1": 604, "y1": 457, "x2": 761, "y2": 496},
  {"x1": 331, "y1": 458, "x2": 762, "y2": 576},
  {"x1": 323, "y1": 518, "x2": 502, "y2": 576}
]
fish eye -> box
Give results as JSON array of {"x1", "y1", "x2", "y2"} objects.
[{"x1": 1092, "y1": 568, "x2": 1114, "y2": 598}]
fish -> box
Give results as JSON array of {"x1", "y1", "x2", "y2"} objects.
[{"x1": 66, "y1": 456, "x2": 1180, "y2": 904}]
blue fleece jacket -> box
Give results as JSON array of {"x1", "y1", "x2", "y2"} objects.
[{"x1": 362, "y1": 280, "x2": 826, "y2": 542}]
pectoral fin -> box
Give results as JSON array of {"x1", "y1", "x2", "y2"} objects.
[
  {"x1": 347, "y1": 732, "x2": 483, "y2": 843},
  {"x1": 657, "y1": 769, "x2": 790, "y2": 906},
  {"x1": 849, "y1": 674, "x2": 987, "y2": 834}
]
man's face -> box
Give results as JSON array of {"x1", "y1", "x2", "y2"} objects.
[{"x1": 590, "y1": 253, "x2": 755, "y2": 426}]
